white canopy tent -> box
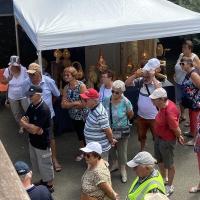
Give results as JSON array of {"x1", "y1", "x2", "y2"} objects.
[{"x1": 13, "y1": 0, "x2": 200, "y2": 66}]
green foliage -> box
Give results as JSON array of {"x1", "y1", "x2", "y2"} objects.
[
  {"x1": 169, "y1": 0, "x2": 200, "y2": 12},
  {"x1": 168, "y1": 0, "x2": 200, "y2": 54}
]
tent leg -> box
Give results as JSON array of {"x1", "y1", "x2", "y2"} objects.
[
  {"x1": 14, "y1": 17, "x2": 20, "y2": 56},
  {"x1": 37, "y1": 50, "x2": 43, "y2": 74}
]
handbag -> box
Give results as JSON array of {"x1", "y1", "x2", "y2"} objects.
[{"x1": 109, "y1": 97, "x2": 130, "y2": 140}]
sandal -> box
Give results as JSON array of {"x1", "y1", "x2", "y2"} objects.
[
  {"x1": 53, "y1": 161, "x2": 62, "y2": 172},
  {"x1": 189, "y1": 186, "x2": 200, "y2": 193}
]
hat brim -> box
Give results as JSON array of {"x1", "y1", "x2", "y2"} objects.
[
  {"x1": 8, "y1": 62, "x2": 20, "y2": 67},
  {"x1": 149, "y1": 94, "x2": 158, "y2": 99},
  {"x1": 127, "y1": 160, "x2": 139, "y2": 168},
  {"x1": 25, "y1": 91, "x2": 35, "y2": 96},
  {"x1": 143, "y1": 64, "x2": 151, "y2": 71},
  {"x1": 25, "y1": 91, "x2": 42, "y2": 97},
  {"x1": 80, "y1": 147, "x2": 93, "y2": 153},
  {"x1": 27, "y1": 69, "x2": 37, "y2": 74},
  {"x1": 80, "y1": 93, "x2": 90, "y2": 99}
]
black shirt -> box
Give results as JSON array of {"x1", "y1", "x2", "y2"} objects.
[
  {"x1": 25, "y1": 100, "x2": 51, "y2": 150},
  {"x1": 27, "y1": 185, "x2": 53, "y2": 200}
]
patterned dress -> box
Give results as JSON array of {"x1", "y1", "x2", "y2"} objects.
[{"x1": 182, "y1": 68, "x2": 200, "y2": 110}]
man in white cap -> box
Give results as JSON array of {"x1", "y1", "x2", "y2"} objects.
[
  {"x1": 149, "y1": 87, "x2": 184, "y2": 197},
  {"x1": 126, "y1": 151, "x2": 166, "y2": 200},
  {"x1": 125, "y1": 58, "x2": 161, "y2": 151}
]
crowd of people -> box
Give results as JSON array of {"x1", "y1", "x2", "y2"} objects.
[{"x1": 0, "y1": 39, "x2": 200, "y2": 200}]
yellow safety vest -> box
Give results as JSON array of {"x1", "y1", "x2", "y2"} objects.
[{"x1": 126, "y1": 171, "x2": 166, "y2": 200}]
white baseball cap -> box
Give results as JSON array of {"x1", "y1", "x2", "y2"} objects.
[
  {"x1": 149, "y1": 88, "x2": 167, "y2": 99},
  {"x1": 143, "y1": 58, "x2": 160, "y2": 71},
  {"x1": 80, "y1": 142, "x2": 102, "y2": 155},
  {"x1": 8, "y1": 55, "x2": 20, "y2": 66},
  {"x1": 127, "y1": 151, "x2": 157, "y2": 168},
  {"x1": 144, "y1": 193, "x2": 169, "y2": 200}
]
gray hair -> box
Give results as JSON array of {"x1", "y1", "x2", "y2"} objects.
[
  {"x1": 19, "y1": 171, "x2": 32, "y2": 182},
  {"x1": 112, "y1": 80, "x2": 126, "y2": 92}
]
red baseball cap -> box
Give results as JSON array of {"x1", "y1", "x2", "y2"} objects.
[{"x1": 80, "y1": 88, "x2": 99, "y2": 99}]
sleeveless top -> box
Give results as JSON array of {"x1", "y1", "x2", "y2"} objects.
[
  {"x1": 175, "y1": 53, "x2": 197, "y2": 85},
  {"x1": 182, "y1": 68, "x2": 200, "y2": 110},
  {"x1": 65, "y1": 81, "x2": 87, "y2": 120}
]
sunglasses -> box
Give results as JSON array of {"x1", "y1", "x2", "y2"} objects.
[
  {"x1": 28, "y1": 73, "x2": 37, "y2": 77},
  {"x1": 180, "y1": 61, "x2": 192, "y2": 66},
  {"x1": 111, "y1": 90, "x2": 120, "y2": 95},
  {"x1": 84, "y1": 153, "x2": 92, "y2": 158}
]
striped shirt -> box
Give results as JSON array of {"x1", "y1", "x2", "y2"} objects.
[{"x1": 84, "y1": 103, "x2": 111, "y2": 152}]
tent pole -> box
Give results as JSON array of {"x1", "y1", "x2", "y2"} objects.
[
  {"x1": 37, "y1": 50, "x2": 43, "y2": 74},
  {"x1": 14, "y1": 17, "x2": 20, "y2": 56}
]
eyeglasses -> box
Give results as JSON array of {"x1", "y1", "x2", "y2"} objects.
[{"x1": 111, "y1": 90, "x2": 120, "y2": 95}]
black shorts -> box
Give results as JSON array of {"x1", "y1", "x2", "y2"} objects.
[{"x1": 71, "y1": 119, "x2": 85, "y2": 142}]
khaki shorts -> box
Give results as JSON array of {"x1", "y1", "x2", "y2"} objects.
[
  {"x1": 154, "y1": 137, "x2": 176, "y2": 168},
  {"x1": 29, "y1": 143, "x2": 54, "y2": 182}
]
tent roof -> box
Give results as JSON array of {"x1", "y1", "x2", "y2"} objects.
[{"x1": 13, "y1": 0, "x2": 200, "y2": 51}]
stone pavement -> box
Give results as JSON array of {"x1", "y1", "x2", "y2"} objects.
[{"x1": 0, "y1": 106, "x2": 199, "y2": 200}]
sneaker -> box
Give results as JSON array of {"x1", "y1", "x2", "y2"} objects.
[
  {"x1": 18, "y1": 127, "x2": 24, "y2": 134},
  {"x1": 121, "y1": 169, "x2": 127, "y2": 183},
  {"x1": 165, "y1": 185, "x2": 174, "y2": 197},
  {"x1": 75, "y1": 154, "x2": 84, "y2": 161}
]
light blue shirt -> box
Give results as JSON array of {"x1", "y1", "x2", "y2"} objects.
[
  {"x1": 99, "y1": 84, "x2": 112, "y2": 102},
  {"x1": 24, "y1": 75, "x2": 60, "y2": 118},
  {"x1": 103, "y1": 96, "x2": 132, "y2": 129}
]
